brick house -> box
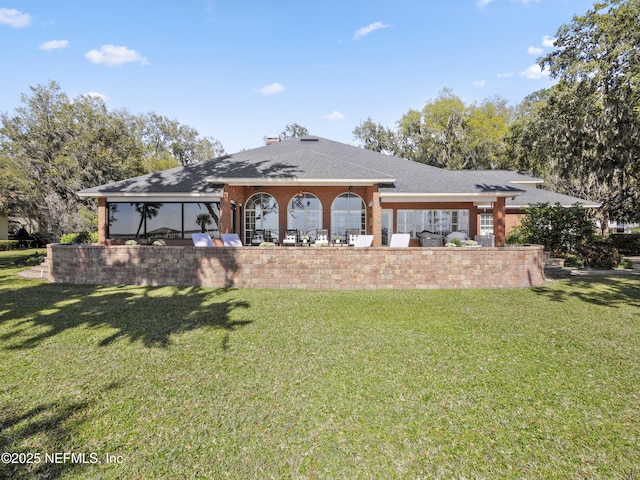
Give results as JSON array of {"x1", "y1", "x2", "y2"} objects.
[{"x1": 78, "y1": 136, "x2": 598, "y2": 247}]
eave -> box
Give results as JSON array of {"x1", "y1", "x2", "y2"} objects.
[
  {"x1": 205, "y1": 177, "x2": 395, "y2": 187},
  {"x1": 379, "y1": 191, "x2": 523, "y2": 203}
]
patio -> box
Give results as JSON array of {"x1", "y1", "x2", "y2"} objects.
[{"x1": 47, "y1": 243, "x2": 545, "y2": 290}]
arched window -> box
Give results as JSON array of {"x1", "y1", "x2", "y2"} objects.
[
  {"x1": 245, "y1": 193, "x2": 279, "y2": 244},
  {"x1": 287, "y1": 192, "x2": 322, "y2": 236},
  {"x1": 331, "y1": 192, "x2": 365, "y2": 240}
]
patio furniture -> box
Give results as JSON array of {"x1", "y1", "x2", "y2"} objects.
[
  {"x1": 389, "y1": 233, "x2": 410, "y2": 247},
  {"x1": 418, "y1": 231, "x2": 444, "y2": 247},
  {"x1": 474, "y1": 234, "x2": 495, "y2": 247},
  {"x1": 314, "y1": 229, "x2": 329, "y2": 246},
  {"x1": 282, "y1": 229, "x2": 300, "y2": 246},
  {"x1": 445, "y1": 231, "x2": 469, "y2": 243},
  {"x1": 221, "y1": 233, "x2": 243, "y2": 247},
  {"x1": 191, "y1": 233, "x2": 214, "y2": 247},
  {"x1": 251, "y1": 229, "x2": 266, "y2": 246},
  {"x1": 346, "y1": 229, "x2": 361, "y2": 246},
  {"x1": 354, "y1": 235, "x2": 374, "y2": 248}
]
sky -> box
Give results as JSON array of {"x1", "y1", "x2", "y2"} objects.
[{"x1": 0, "y1": 0, "x2": 597, "y2": 154}]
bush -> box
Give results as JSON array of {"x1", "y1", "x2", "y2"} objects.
[
  {"x1": 0, "y1": 240, "x2": 19, "y2": 251},
  {"x1": 60, "y1": 231, "x2": 98, "y2": 244},
  {"x1": 505, "y1": 228, "x2": 525, "y2": 245},
  {"x1": 577, "y1": 238, "x2": 622, "y2": 269},
  {"x1": 610, "y1": 233, "x2": 640, "y2": 255},
  {"x1": 518, "y1": 203, "x2": 596, "y2": 256}
]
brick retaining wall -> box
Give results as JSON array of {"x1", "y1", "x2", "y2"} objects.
[{"x1": 47, "y1": 244, "x2": 545, "y2": 289}]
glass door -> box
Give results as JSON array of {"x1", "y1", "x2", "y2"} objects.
[{"x1": 381, "y1": 209, "x2": 393, "y2": 246}]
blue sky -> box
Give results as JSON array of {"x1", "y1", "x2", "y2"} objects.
[{"x1": 1, "y1": 0, "x2": 596, "y2": 153}]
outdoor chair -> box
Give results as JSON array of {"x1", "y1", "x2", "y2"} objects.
[
  {"x1": 314, "y1": 229, "x2": 329, "y2": 246},
  {"x1": 474, "y1": 234, "x2": 495, "y2": 247},
  {"x1": 251, "y1": 229, "x2": 266, "y2": 246},
  {"x1": 389, "y1": 233, "x2": 410, "y2": 247},
  {"x1": 346, "y1": 229, "x2": 361, "y2": 246},
  {"x1": 191, "y1": 233, "x2": 214, "y2": 247},
  {"x1": 353, "y1": 235, "x2": 374, "y2": 248},
  {"x1": 221, "y1": 233, "x2": 243, "y2": 247},
  {"x1": 282, "y1": 229, "x2": 300, "y2": 246},
  {"x1": 418, "y1": 231, "x2": 444, "y2": 247}
]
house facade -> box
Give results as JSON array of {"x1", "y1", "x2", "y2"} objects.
[{"x1": 78, "y1": 136, "x2": 598, "y2": 247}]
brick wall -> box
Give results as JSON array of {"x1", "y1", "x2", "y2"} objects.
[{"x1": 48, "y1": 244, "x2": 545, "y2": 290}]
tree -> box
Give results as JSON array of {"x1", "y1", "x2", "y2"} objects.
[
  {"x1": 535, "y1": 0, "x2": 640, "y2": 225},
  {"x1": 279, "y1": 123, "x2": 309, "y2": 140},
  {"x1": 352, "y1": 117, "x2": 397, "y2": 155},
  {"x1": 0, "y1": 81, "x2": 225, "y2": 239},
  {"x1": 353, "y1": 89, "x2": 515, "y2": 169}
]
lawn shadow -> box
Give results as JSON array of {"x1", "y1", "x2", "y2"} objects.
[
  {"x1": 0, "y1": 282, "x2": 252, "y2": 349},
  {"x1": 0, "y1": 382, "x2": 121, "y2": 480},
  {"x1": 533, "y1": 274, "x2": 640, "y2": 309}
]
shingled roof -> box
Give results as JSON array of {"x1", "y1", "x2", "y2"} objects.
[{"x1": 78, "y1": 136, "x2": 525, "y2": 199}]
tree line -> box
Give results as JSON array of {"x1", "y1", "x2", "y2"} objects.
[
  {"x1": 353, "y1": 0, "x2": 639, "y2": 231},
  {"x1": 1, "y1": 1, "x2": 638, "y2": 239},
  {"x1": 0, "y1": 81, "x2": 225, "y2": 239}
]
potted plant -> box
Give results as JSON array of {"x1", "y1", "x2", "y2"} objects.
[{"x1": 333, "y1": 236, "x2": 341, "y2": 244}]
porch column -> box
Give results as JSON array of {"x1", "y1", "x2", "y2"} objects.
[
  {"x1": 371, "y1": 191, "x2": 382, "y2": 247},
  {"x1": 220, "y1": 188, "x2": 231, "y2": 234},
  {"x1": 493, "y1": 197, "x2": 506, "y2": 247},
  {"x1": 97, "y1": 197, "x2": 107, "y2": 245},
  {"x1": 468, "y1": 204, "x2": 478, "y2": 238}
]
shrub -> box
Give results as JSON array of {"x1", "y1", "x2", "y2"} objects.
[
  {"x1": 577, "y1": 237, "x2": 622, "y2": 269},
  {"x1": 60, "y1": 231, "x2": 98, "y2": 244},
  {"x1": 518, "y1": 203, "x2": 596, "y2": 256},
  {"x1": 505, "y1": 227, "x2": 525, "y2": 245},
  {"x1": 610, "y1": 233, "x2": 640, "y2": 255},
  {"x1": 0, "y1": 240, "x2": 19, "y2": 251}
]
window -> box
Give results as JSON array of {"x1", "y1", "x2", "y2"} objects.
[
  {"x1": 245, "y1": 193, "x2": 279, "y2": 244},
  {"x1": 184, "y1": 203, "x2": 221, "y2": 237},
  {"x1": 331, "y1": 193, "x2": 365, "y2": 239},
  {"x1": 480, "y1": 214, "x2": 494, "y2": 235},
  {"x1": 397, "y1": 209, "x2": 469, "y2": 238},
  {"x1": 107, "y1": 202, "x2": 220, "y2": 239},
  {"x1": 288, "y1": 192, "x2": 322, "y2": 237}
]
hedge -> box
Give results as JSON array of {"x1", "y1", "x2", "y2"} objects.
[
  {"x1": 610, "y1": 233, "x2": 640, "y2": 255},
  {"x1": 0, "y1": 240, "x2": 19, "y2": 251}
]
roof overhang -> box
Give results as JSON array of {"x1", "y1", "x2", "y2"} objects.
[
  {"x1": 379, "y1": 191, "x2": 523, "y2": 203},
  {"x1": 475, "y1": 201, "x2": 602, "y2": 209},
  {"x1": 206, "y1": 177, "x2": 394, "y2": 187},
  {"x1": 77, "y1": 191, "x2": 223, "y2": 201}
]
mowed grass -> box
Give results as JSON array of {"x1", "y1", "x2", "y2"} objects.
[{"x1": 0, "y1": 250, "x2": 639, "y2": 479}]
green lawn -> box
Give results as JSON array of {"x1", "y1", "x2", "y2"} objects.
[{"x1": 1, "y1": 250, "x2": 639, "y2": 479}]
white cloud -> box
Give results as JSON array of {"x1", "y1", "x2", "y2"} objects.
[
  {"x1": 528, "y1": 46, "x2": 543, "y2": 55},
  {"x1": 0, "y1": 8, "x2": 31, "y2": 28},
  {"x1": 353, "y1": 21, "x2": 389, "y2": 40},
  {"x1": 520, "y1": 63, "x2": 550, "y2": 79},
  {"x1": 473, "y1": 80, "x2": 486, "y2": 88},
  {"x1": 325, "y1": 110, "x2": 345, "y2": 121},
  {"x1": 85, "y1": 45, "x2": 149, "y2": 66},
  {"x1": 477, "y1": 0, "x2": 495, "y2": 7},
  {"x1": 257, "y1": 82, "x2": 285, "y2": 95},
  {"x1": 38, "y1": 40, "x2": 69, "y2": 51},
  {"x1": 542, "y1": 35, "x2": 556, "y2": 48},
  {"x1": 497, "y1": 72, "x2": 514, "y2": 78}
]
